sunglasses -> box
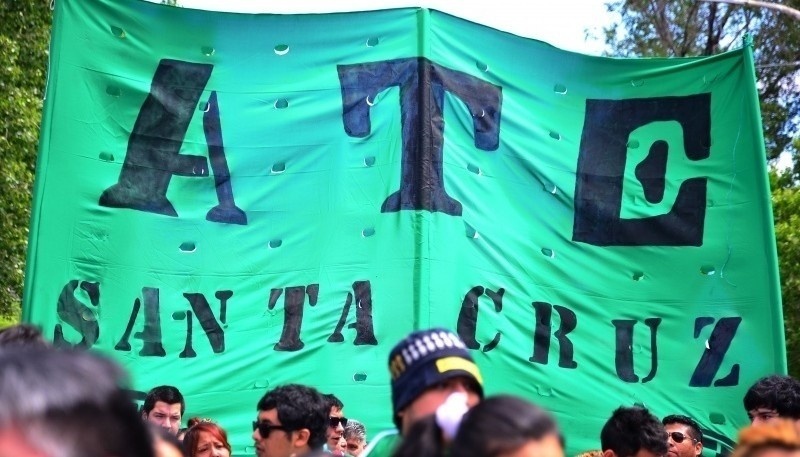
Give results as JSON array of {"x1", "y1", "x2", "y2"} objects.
[
  {"x1": 329, "y1": 416, "x2": 348, "y2": 428},
  {"x1": 252, "y1": 420, "x2": 288, "y2": 438},
  {"x1": 668, "y1": 432, "x2": 697, "y2": 444}
]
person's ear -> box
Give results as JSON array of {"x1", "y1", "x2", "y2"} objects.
[
  {"x1": 603, "y1": 450, "x2": 617, "y2": 457},
  {"x1": 292, "y1": 428, "x2": 311, "y2": 448},
  {"x1": 141, "y1": 410, "x2": 147, "y2": 420},
  {"x1": 695, "y1": 440, "x2": 703, "y2": 457}
]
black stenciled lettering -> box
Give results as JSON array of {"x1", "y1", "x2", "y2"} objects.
[
  {"x1": 690, "y1": 316, "x2": 742, "y2": 387},
  {"x1": 328, "y1": 281, "x2": 378, "y2": 345},
  {"x1": 114, "y1": 287, "x2": 166, "y2": 356},
  {"x1": 338, "y1": 58, "x2": 502, "y2": 215},
  {"x1": 613, "y1": 318, "x2": 661, "y2": 382},
  {"x1": 203, "y1": 92, "x2": 246, "y2": 224},
  {"x1": 574, "y1": 94, "x2": 710, "y2": 246},
  {"x1": 100, "y1": 60, "x2": 245, "y2": 225},
  {"x1": 268, "y1": 284, "x2": 319, "y2": 351},
  {"x1": 456, "y1": 286, "x2": 503, "y2": 352},
  {"x1": 53, "y1": 280, "x2": 100, "y2": 348},
  {"x1": 529, "y1": 302, "x2": 577, "y2": 368},
  {"x1": 177, "y1": 291, "x2": 232, "y2": 358}
]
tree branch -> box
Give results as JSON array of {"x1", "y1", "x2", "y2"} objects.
[{"x1": 699, "y1": 0, "x2": 800, "y2": 20}]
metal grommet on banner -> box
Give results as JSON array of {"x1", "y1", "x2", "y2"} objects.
[
  {"x1": 50, "y1": 0, "x2": 54, "y2": 10},
  {"x1": 270, "y1": 162, "x2": 285, "y2": 174}
]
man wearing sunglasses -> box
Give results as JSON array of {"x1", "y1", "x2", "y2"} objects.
[
  {"x1": 252, "y1": 384, "x2": 329, "y2": 457},
  {"x1": 323, "y1": 393, "x2": 347, "y2": 453},
  {"x1": 662, "y1": 415, "x2": 703, "y2": 457},
  {"x1": 743, "y1": 374, "x2": 800, "y2": 425}
]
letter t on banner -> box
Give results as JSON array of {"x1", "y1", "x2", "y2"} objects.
[{"x1": 338, "y1": 58, "x2": 502, "y2": 215}]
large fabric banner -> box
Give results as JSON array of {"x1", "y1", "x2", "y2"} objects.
[{"x1": 25, "y1": 0, "x2": 784, "y2": 454}]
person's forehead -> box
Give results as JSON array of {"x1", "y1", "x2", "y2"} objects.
[
  {"x1": 665, "y1": 423, "x2": 691, "y2": 432},
  {"x1": 153, "y1": 401, "x2": 182, "y2": 414},
  {"x1": 750, "y1": 407, "x2": 778, "y2": 413},
  {"x1": 258, "y1": 408, "x2": 280, "y2": 423},
  {"x1": 330, "y1": 407, "x2": 343, "y2": 417}
]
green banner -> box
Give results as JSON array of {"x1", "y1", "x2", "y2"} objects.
[{"x1": 25, "y1": 0, "x2": 784, "y2": 454}]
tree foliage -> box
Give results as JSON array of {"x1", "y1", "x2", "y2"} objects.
[
  {"x1": 771, "y1": 143, "x2": 800, "y2": 378},
  {"x1": 604, "y1": 0, "x2": 800, "y2": 169},
  {"x1": 0, "y1": 1, "x2": 51, "y2": 320},
  {"x1": 605, "y1": 1, "x2": 800, "y2": 377}
]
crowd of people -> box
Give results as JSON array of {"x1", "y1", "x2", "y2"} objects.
[{"x1": 1, "y1": 324, "x2": 799, "y2": 457}]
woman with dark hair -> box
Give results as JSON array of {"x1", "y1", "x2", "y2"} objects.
[
  {"x1": 182, "y1": 419, "x2": 232, "y2": 457},
  {"x1": 393, "y1": 394, "x2": 564, "y2": 457}
]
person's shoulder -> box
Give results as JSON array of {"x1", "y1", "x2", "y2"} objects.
[{"x1": 360, "y1": 429, "x2": 401, "y2": 457}]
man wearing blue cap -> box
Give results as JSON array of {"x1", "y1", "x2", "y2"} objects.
[{"x1": 364, "y1": 328, "x2": 484, "y2": 456}]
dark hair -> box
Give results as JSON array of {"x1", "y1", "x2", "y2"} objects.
[
  {"x1": 257, "y1": 384, "x2": 329, "y2": 450},
  {"x1": 663, "y1": 414, "x2": 704, "y2": 443},
  {"x1": 182, "y1": 420, "x2": 231, "y2": 457},
  {"x1": 0, "y1": 347, "x2": 154, "y2": 457},
  {"x1": 601, "y1": 406, "x2": 667, "y2": 457},
  {"x1": 743, "y1": 375, "x2": 800, "y2": 419},
  {"x1": 391, "y1": 414, "x2": 443, "y2": 457},
  {"x1": 144, "y1": 385, "x2": 185, "y2": 415},
  {"x1": 323, "y1": 393, "x2": 344, "y2": 412},
  {"x1": 394, "y1": 395, "x2": 562, "y2": 457},
  {"x1": 452, "y1": 396, "x2": 562, "y2": 457},
  {"x1": 0, "y1": 323, "x2": 47, "y2": 348}
]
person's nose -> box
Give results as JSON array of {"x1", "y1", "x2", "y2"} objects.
[{"x1": 336, "y1": 421, "x2": 344, "y2": 432}]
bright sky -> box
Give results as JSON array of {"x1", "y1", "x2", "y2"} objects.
[{"x1": 174, "y1": 0, "x2": 615, "y2": 55}]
